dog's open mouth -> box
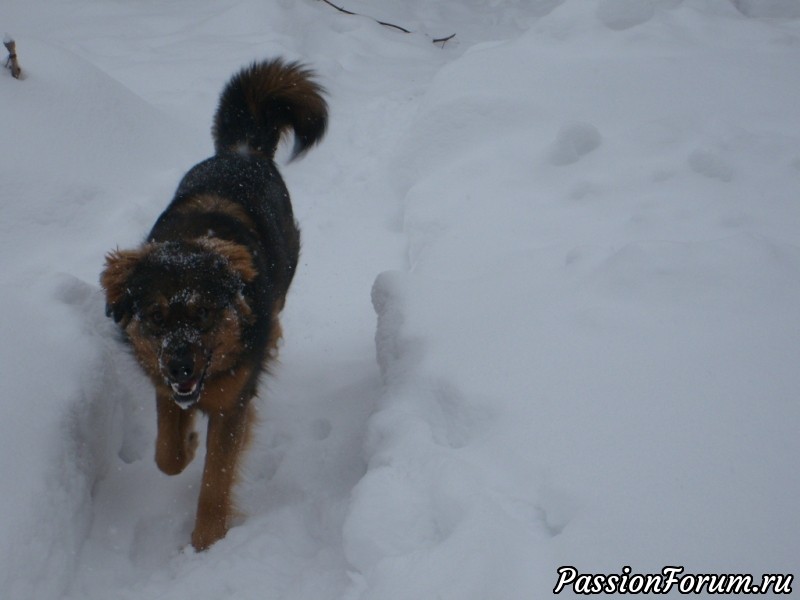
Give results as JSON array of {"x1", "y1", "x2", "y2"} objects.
[{"x1": 170, "y1": 371, "x2": 206, "y2": 409}]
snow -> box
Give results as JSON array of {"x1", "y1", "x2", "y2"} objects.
[{"x1": 2, "y1": 1, "x2": 799, "y2": 598}]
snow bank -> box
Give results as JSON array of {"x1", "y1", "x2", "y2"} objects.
[
  {"x1": 344, "y1": 2, "x2": 800, "y2": 596},
  {"x1": 731, "y1": 0, "x2": 800, "y2": 18},
  {"x1": 0, "y1": 40, "x2": 194, "y2": 599}
]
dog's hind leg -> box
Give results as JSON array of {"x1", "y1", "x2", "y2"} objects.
[
  {"x1": 154, "y1": 391, "x2": 199, "y2": 476},
  {"x1": 191, "y1": 401, "x2": 253, "y2": 551}
]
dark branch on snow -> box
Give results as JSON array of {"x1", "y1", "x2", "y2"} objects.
[
  {"x1": 4, "y1": 35, "x2": 22, "y2": 79},
  {"x1": 317, "y1": 0, "x2": 454, "y2": 45},
  {"x1": 432, "y1": 33, "x2": 456, "y2": 48}
]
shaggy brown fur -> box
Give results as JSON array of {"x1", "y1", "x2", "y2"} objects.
[{"x1": 100, "y1": 59, "x2": 327, "y2": 551}]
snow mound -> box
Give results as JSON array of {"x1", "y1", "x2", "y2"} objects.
[
  {"x1": 0, "y1": 40, "x2": 195, "y2": 600},
  {"x1": 344, "y1": 4, "x2": 800, "y2": 597},
  {"x1": 732, "y1": 0, "x2": 800, "y2": 18}
]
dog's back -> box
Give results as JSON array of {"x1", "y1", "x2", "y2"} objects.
[{"x1": 147, "y1": 59, "x2": 328, "y2": 344}]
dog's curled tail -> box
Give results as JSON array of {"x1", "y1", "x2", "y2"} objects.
[{"x1": 212, "y1": 58, "x2": 328, "y2": 161}]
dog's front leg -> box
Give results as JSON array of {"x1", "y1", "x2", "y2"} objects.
[
  {"x1": 191, "y1": 403, "x2": 251, "y2": 551},
  {"x1": 154, "y1": 391, "x2": 198, "y2": 475}
]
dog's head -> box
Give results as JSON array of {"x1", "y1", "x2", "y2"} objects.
[{"x1": 101, "y1": 238, "x2": 256, "y2": 408}]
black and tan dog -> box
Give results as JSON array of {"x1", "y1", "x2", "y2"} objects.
[{"x1": 101, "y1": 59, "x2": 327, "y2": 550}]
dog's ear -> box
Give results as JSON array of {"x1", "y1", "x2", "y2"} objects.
[
  {"x1": 200, "y1": 238, "x2": 258, "y2": 323},
  {"x1": 201, "y1": 238, "x2": 258, "y2": 283},
  {"x1": 100, "y1": 248, "x2": 143, "y2": 325}
]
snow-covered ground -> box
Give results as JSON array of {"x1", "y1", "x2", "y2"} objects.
[{"x1": 2, "y1": 1, "x2": 799, "y2": 598}]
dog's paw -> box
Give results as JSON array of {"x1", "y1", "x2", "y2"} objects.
[{"x1": 191, "y1": 519, "x2": 228, "y2": 552}]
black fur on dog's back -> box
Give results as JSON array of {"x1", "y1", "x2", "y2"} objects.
[{"x1": 146, "y1": 59, "x2": 327, "y2": 368}]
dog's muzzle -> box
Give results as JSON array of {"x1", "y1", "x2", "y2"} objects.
[
  {"x1": 170, "y1": 376, "x2": 205, "y2": 409},
  {"x1": 165, "y1": 345, "x2": 207, "y2": 409}
]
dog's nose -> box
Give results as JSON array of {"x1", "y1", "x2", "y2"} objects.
[{"x1": 167, "y1": 347, "x2": 194, "y2": 382}]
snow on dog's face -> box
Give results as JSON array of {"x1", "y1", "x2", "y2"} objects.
[{"x1": 101, "y1": 238, "x2": 256, "y2": 408}]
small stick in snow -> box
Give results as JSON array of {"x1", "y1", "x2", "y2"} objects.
[
  {"x1": 317, "y1": 0, "x2": 452, "y2": 44},
  {"x1": 4, "y1": 35, "x2": 22, "y2": 79},
  {"x1": 318, "y1": 0, "x2": 411, "y2": 33},
  {"x1": 322, "y1": 0, "x2": 456, "y2": 48},
  {"x1": 432, "y1": 33, "x2": 456, "y2": 48}
]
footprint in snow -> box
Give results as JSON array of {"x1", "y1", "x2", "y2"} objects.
[
  {"x1": 688, "y1": 149, "x2": 734, "y2": 182},
  {"x1": 597, "y1": 0, "x2": 656, "y2": 31},
  {"x1": 547, "y1": 122, "x2": 603, "y2": 166}
]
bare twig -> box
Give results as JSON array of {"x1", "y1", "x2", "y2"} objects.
[
  {"x1": 319, "y1": 0, "x2": 411, "y2": 33},
  {"x1": 317, "y1": 0, "x2": 454, "y2": 44},
  {"x1": 319, "y1": 0, "x2": 357, "y2": 17},
  {"x1": 375, "y1": 19, "x2": 412, "y2": 35},
  {"x1": 432, "y1": 33, "x2": 456, "y2": 48},
  {"x1": 4, "y1": 35, "x2": 22, "y2": 79}
]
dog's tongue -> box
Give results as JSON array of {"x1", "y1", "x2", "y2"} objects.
[
  {"x1": 177, "y1": 379, "x2": 197, "y2": 394},
  {"x1": 171, "y1": 377, "x2": 199, "y2": 398}
]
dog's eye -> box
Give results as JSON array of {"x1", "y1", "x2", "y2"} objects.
[{"x1": 149, "y1": 311, "x2": 166, "y2": 326}]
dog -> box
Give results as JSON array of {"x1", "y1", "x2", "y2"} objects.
[{"x1": 100, "y1": 59, "x2": 327, "y2": 551}]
